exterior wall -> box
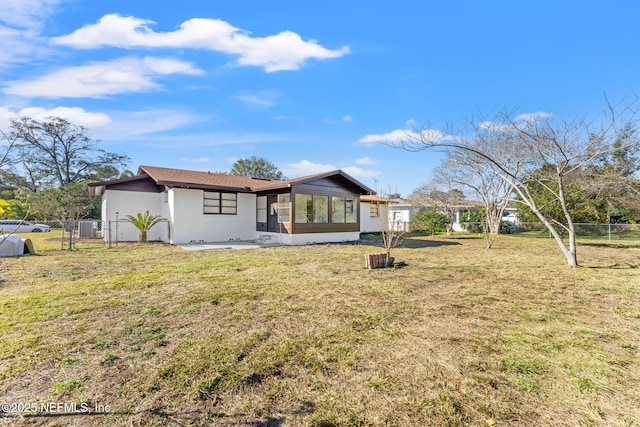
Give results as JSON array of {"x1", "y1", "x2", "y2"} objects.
[
  {"x1": 360, "y1": 202, "x2": 389, "y2": 233},
  {"x1": 255, "y1": 231, "x2": 360, "y2": 245},
  {"x1": 169, "y1": 189, "x2": 257, "y2": 244},
  {"x1": 290, "y1": 179, "x2": 361, "y2": 234},
  {"x1": 102, "y1": 190, "x2": 168, "y2": 242},
  {"x1": 387, "y1": 204, "x2": 415, "y2": 231},
  {"x1": 289, "y1": 231, "x2": 361, "y2": 245}
]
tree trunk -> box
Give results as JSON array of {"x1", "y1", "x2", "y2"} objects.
[{"x1": 139, "y1": 230, "x2": 148, "y2": 243}]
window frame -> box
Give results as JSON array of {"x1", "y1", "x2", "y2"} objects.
[{"x1": 203, "y1": 190, "x2": 237, "y2": 215}]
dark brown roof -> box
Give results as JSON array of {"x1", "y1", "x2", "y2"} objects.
[
  {"x1": 90, "y1": 165, "x2": 375, "y2": 194},
  {"x1": 138, "y1": 165, "x2": 277, "y2": 192}
]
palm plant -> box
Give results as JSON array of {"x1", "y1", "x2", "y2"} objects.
[{"x1": 124, "y1": 211, "x2": 167, "y2": 243}]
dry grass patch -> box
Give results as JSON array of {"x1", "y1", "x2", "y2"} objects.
[{"x1": 0, "y1": 232, "x2": 638, "y2": 426}]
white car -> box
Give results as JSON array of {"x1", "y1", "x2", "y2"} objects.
[{"x1": 0, "y1": 220, "x2": 51, "y2": 233}]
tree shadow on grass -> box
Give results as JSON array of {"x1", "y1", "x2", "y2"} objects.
[
  {"x1": 400, "y1": 237, "x2": 463, "y2": 249},
  {"x1": 586, "y1": 262, "x2": 638, "y2": 269},
  {"x1": 581, "y1": 242, "x2": 640, "y2": 250}
]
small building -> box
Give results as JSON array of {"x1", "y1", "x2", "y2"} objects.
[{"x1": 89, "y1": 165, "x2": 375, "y2": 245}]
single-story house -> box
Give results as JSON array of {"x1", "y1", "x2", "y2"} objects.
[
  {"x1": 88, "y1": 165, "x2": 378, "y2": 245},
  {"x1": 387, "y1": 199, "x2": 487, "y2": 232},
  {"x1": 360, "y1": 195, "x2": 390, "y2": 233}
]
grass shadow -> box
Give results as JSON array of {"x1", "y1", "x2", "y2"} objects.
[
  {"x1": 586, "y1": 262, "x2": 638, "y2": 269},
  {"x1": 400, "y1": 238, "x2": 463, "y2": 249},
  {"x1": 580, "y1": 242, "x2": 640, "y2": 250}
]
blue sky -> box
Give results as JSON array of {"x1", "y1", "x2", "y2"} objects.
[{"x1": 1, "y1": 1, "x2": 639, "y2": 196}]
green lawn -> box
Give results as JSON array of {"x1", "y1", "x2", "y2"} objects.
[{"x1": 0, "y1": 232, "x2": 638, "y2": 426}]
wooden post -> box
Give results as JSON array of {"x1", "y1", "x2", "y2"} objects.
[{"x1": 365, "y1": 253, "x2": 395, "y2": 269}]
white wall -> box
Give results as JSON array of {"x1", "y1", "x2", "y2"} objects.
[
  {"x1": 169, "y1": 189, "x2": 257, "y2": 244},
  {"x1": 387, "y1": 204, "x2": 413, "y2": 231},
  {"x1": 102, "y1": 190, "x2": 168, "y2": 242},
  {"x1": 289, "y1": 232, "x2": 361, "y2": 245},
  {"x1": 360, "y1": 202, "x2": 389, "y2": 233}
]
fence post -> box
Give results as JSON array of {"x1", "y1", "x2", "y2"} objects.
[{"x1": 68, "y1": 219, "x2": 74, "y2": 251}]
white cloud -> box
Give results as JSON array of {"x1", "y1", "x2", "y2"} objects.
[
  {"x1": 52, "y1": 14, "x2": 350, "y2": 72},
  {"x1": 282, "y1": 160, "x2": 336, "y2": 177},
  {"x1": 273, "y1": 115, "x2": 303, "y2": 121},
  {"x1": 515, "y1": 112, "x2": 553, "y2": 122},
  {"x1": 355, "y1": 156, "x2": 376, "y2": 165},
  {"x1": 479, "y1": 112, "x2": 553, "y2": 132},
  {"x1": 323, "y1": 115, "x2": 354, "y2": 124},
  {"x1": 0, "y1": 0, "x2": 63, "y2": 66},
  {"x1": 358, "y1": 129, "x2": 444, "y2": 146},
  {"x1": 92, "y1": 109, "x2": 206, "y2": 140},
  {"x1": 234, "y1": 90, "x2": 279, "y2": 107},
  {"x1": 4, "y1": 56, "x2": 204, "y2": 98},
  {"x1": 180, "y1": 157, "x2": 210, "y2": 163},
  {"x1": 282, "y1": 159, "x2": 379, "y2": 179},
  {"x1": 342, "y1": 166, "x2": 380, "y2": 178},
  {"x1": 0, "y1": 0, "x2": 62, "y2": 29},
  {"x1": 0, "y1": 106, "x2": 111, "y2": 130}
]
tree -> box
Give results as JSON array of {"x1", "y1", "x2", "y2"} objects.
[
  {"x1": 435, "y1": 147, "x2": 515, "y2": 237},
  {"x1": 408, "y1": 184, "x2": 464, "y2": 235},
  {"x1": 124, "y1": 211, "x2": 167, "y2": 243},
  {"x1": 9, "y1": 116, "x2": 129, "y2": 189},
  {"x1": 18, "y1": 183, "x2": 101, "y2": 221},
  {"x1": 0, "y1": 199, "x2": 10, "y2": 217},
  {"x1": 230, "y1": 156, "x2": 285, "y2": 180},
  {"x1": 584, "y1": 124, "x2": 640, "y2": 222},
  {"x1": 395, "y1": 101, "x2": 640, "y2": 267},
  {"x1": 411, "y1": 210, "x2": 448, "y2": 235}
]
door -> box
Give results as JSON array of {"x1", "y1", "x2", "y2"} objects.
[{"x1": 267, "y1": 195, "x2": 278, "y2": 232}]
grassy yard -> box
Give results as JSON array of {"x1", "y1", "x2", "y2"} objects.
[{"x1": 0, "y1": 232, "x2": 639, "y2": 426}]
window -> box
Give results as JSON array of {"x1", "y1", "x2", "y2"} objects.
[
  {"x1": 277, "y1": 194, "x2": 290, "y2": 223},
  {"x1": 332, "y1": 197, "x2": 358, "y2": 223},
  {"x1": 370, "y1": 204, "x2": 380, "y2": 218},
  {"x1": 256, "y1": 196, "x2": 267, "y2": 222},
  {"x1": 204, "y1": 191, "x2": 237, "y2": 215},
  {"x1": 295, "y1": 194, "x2": 328, "y2": 223}
]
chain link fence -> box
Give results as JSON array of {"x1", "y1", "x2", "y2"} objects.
[
  {"x1": 32, "y1": 219, "x2": 105, "y2": 250},
  {"x1": 460, "y1": 222, "x2": 640, "y2": 241}
]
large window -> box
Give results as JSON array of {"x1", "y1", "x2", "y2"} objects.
[
  {"x1": 256, "y1": 196, "x2": 267, "y2": 222},
  {"x1": 204, "y1": 191, "x2": 237, "y2": 215},
  {"x1": 277, "y1": 194, "x2": 290, "y2": 223},
  {"x1": 332, "y1": 197, "x2": 358, "y2": 223},
  {"x1": 295, "y1": 194, "x2": 328, "y2": 223}
]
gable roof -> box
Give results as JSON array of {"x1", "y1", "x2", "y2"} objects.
[{"x1": 89, "y1": 165, "x2": 375, "y2": 195}]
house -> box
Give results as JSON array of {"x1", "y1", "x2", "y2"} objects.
[
  {"x1": 88, "y1": 165, "x2": 375, "y2": 245},
  {"x1": 360, "y1": 195, "x2": 390, "y2": 233},
  {"x1": 386, "y1": 199, "x2": 486, "y2": 232}
]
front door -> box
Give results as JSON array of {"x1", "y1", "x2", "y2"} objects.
[{"x1": 267, "y1": 195, "x2": 278, "y2": 232}]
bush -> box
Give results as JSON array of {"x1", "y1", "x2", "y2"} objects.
[
  {"x1": 412, "y1": 211, "x2": 448, "y2": 234},
  {"x1": 460, "y1": 211, "x2": 484, "y2": 233}
]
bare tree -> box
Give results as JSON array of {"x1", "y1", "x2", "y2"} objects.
[
  {"x1": 436, "y1": 146, "x2": 515, "y2": 238},
  {"x1": 395, "y1": 101, "x2": 640, "y2": 267}
]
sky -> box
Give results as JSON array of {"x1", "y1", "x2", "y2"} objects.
[{"x1": 1, "y1": 1, "x2": 640, "y2": 197}]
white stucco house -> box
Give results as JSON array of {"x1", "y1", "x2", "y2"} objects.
[
  {"x1": 386, "y1": 199, "x2": 487, "y2": 232},
  {"x1": 89, "y1": 165, "x2": 379, "y2": 245}
]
